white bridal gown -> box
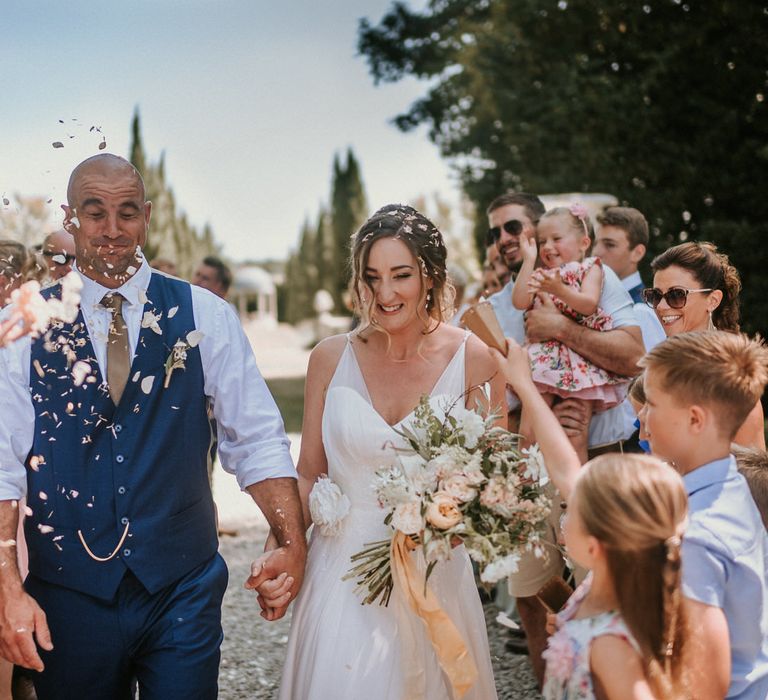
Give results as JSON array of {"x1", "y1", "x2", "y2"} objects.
[{"x1": 278, "y1": 334, "x2": 498, "y2": 700}]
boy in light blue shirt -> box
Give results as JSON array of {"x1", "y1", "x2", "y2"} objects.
[{"x1": 640, "y1": 331, "x2": 768, "y2": 700}]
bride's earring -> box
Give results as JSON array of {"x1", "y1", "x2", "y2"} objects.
[
  {"x1": 425, "y1": 290, "x2": 432, "y2": 311},
  {"x1": 707, "y1": 309, "x2": 716, "y2": 331}
]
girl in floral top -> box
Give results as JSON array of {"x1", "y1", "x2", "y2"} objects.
[
  {"x1": 512, "y1": 205, "x2": 629, "y2": 450},
  {"x1": 496, "y1": 340, "x2": 692, "y2": 699}
]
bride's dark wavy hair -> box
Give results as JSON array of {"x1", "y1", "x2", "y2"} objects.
[{"x1": 349, "y1": 204, "x2": 454, "y2": 336}]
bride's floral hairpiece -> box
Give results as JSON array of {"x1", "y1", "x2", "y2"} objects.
[{"x1": 568, "y1": 202, "x2": 590, "y2": 237}]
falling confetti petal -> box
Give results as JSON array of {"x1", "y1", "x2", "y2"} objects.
[
  {"x1": 132, "y1": 371, "x2": 141, "y2": 383},
  {"x1": 99, "y1": 139, "x2": 107, "y2": 150},
  {"x1": 39, "y1": 491, "x2": 48, "y2": 501},
  {"x1": 52, "y1": 142, "x2": 64, "y2": 149},
  {"x1": 0, "y1": 540, "x2": 16, "y2": 548},
  {"x1": 167, "y1": 306, "x2": 179, "y2": 318},
  {"x1": 186, "y1": 330, "x2": 204, "y2": 347},
  {"x1": 141, "y1": 375, "x2": 155, "y2": 394},
  {"x1": 72, "y1": 361, "x2": 91, "y2": 387},
  {"x1": 2, "y1": 198, "x2": 9, "y2": 206},
  {"x1": 38, "y1": 525, "x2": 54, "y2": 534}
]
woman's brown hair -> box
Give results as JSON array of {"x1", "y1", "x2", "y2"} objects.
[
  {"x1": 349, "y1": 204, "x2": 454, "y2": 336},
  {"x1": 650, "y1": 241, "x2": 741, "y2": 332},
  {"x1": 575, "y1": 454, "x2": 689, "y2": 698}
]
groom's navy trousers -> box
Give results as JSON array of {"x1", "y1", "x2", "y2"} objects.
[
  {"x1": 25, "y1": 275, "x2": 222, "y2": 699},
  {"x1": 26, "y1": 553, "x2": 228, "y2": 700}
]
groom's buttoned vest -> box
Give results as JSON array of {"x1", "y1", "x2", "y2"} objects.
[{"x1": 25, "y1": 273, "x2": 218, "y2": 600}]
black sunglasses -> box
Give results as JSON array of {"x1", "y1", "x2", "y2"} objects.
[
  {"x1": 42, "y1": 251, "x2": 76, "y2": 263},
  {"x1": 488, "y1": 219, "x2": 524, "y2": 243},
  {"x1": 642, "y1": 286, "x2": 713, "y2": 309}
]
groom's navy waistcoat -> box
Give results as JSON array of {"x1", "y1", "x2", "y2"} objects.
[{"x1": 25, "y1": 273, "x2": 217, "y2": 601}]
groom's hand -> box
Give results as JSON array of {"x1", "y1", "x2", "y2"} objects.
[
  {"x1": 0, "y1": 587, "x2": 53, "y2": 671},
  {"x1": 245, "y1": 544, "x2": 306, "y2": 621}
]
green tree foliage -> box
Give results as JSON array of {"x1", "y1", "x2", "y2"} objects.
[
  {"x1": 283, "y1": 149, "x2": 368, "y2": 322},
  {"x1": 129, "y1": 109, "x2": 219, "y2": 278},
  {"x1": 359, "y1": 1, "x2": 768, "y2": 334}
]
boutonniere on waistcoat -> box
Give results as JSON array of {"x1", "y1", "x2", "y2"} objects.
[{"x1": 164, "y1": 329, "x2": 204, "y2": 388}]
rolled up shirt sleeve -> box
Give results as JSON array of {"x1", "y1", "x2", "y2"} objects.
[
  {"x1": 0, "y1": 322, "x2": 34, "y2": 502},
  {"x1": 193, "y1": 290, "x2": 296, "y2": 490}
]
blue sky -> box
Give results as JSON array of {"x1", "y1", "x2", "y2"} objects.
[{"x1": 0, "y1": 0, "x2": 458, "y2": 261}]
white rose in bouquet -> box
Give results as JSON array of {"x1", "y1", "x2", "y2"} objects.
[
  {"x1": 309, "y1": 475, "x2": 351, "y2": 537},
  {"x1": 392, "y1": 501, "x2": 424, "y2": 535},
  {"x1": 441, "y1": 474, "x2": 476, "y2": 503},
  {"x1": 425, "y1": 492, "x2": 462, "y2": 530},
  {"x1": 400, "y1": 453, "x2": 438, "y2": 495},
  {"x1": 480, "y1": 552, "x2": 521, "y2": 584}
]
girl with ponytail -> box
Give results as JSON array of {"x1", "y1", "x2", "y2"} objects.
[{"x1": 494, "y1": 340, "x2": 691, "y2": 699}]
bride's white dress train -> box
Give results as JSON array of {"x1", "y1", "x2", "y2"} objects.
[{"x1": 278, "y1": 334, "x2": 498, "y2": 700}]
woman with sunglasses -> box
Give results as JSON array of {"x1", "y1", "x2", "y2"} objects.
[{"x1": 645, "y1": 241, "x2": 765, "y2": 448}]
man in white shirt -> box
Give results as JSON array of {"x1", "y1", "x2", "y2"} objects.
[
  {"x1": 485, "y1": 192, "x2": 645, "y2": 685},
  {"x1": 0, "y1": 154, "x2": 305, "y2": 699},
  {"x1": 593, "y1": 207, "x2": 666, "y2": 441}
]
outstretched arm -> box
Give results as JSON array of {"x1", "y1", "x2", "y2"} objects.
[{"x1": 493, "y1": 339, "x2": 581, "y2": 500}]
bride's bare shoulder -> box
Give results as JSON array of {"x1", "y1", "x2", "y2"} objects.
[{"x1": 307, "y1": 334, "x2": 349, "y2": 379}]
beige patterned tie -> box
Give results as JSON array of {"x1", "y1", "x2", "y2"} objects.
[{"x1": 101, "y1": 293, "x2": 130, "y2": 405}]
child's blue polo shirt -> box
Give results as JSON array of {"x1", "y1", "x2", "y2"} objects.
[{"x1": 683, "y1": 455, "x2": 768, "y2": 700}]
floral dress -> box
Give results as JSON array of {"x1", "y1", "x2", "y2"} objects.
[
  {"x1": 542, "y1": 574, "x2": 640, "y2": 700},
  {"x1": 527, "y1": 257, "x2": 628, "y2": 411}
]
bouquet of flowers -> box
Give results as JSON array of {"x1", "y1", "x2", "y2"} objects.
[
  {"x1": 345, "y1": 395, "x2": 551, "y2": 606},
  {"x1": 1, "y1": 272, "x2": 82, "y2": 347}
]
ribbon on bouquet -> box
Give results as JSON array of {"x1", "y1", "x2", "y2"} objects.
[{"x1": 390, "y1": 531, "x2": 478, "y2": 699}]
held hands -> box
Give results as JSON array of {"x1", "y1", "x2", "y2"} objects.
[
  {"x1": 0, "y1": 588, "x2": 52, "y2": 671},
  {"x1": 244, "y1": 532, "x2": 306, "y2": 622}
]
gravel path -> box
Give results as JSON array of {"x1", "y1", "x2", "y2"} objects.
[{"x1": 217, "y1": 525, "x2": 542, "y2": 699}]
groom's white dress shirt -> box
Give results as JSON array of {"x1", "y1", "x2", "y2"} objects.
[{"x1": 0, "y1": 260, "x2": 296, "y2": 501}]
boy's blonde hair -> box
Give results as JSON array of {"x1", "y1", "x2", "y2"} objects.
[
  {"x1": 575, "y1": 454, "x2": 689, "y2": 698},
  {"x1": 732, "y1": 445, "x2": 768, "y2": 531},
  {"x1": 628, "y1": 372, "x2": 646, "y2": 405},
  {"x1": 639, "y1": 331, "x2": 768, "y2": 440}
]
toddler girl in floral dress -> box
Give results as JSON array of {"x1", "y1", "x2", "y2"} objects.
[{"x1": 512, "y1": 205, "x2": 629, "y2": 447}]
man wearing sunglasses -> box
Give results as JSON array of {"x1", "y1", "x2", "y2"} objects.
[
  {"x1": 484, "y1": 191, "x2": 646, "y2": 685},
  {"x1": 41, "y1": 229, "x2": 76, "y2": 280}
]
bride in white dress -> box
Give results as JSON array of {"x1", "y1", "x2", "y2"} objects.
[{"x1": 274, "y1": 205, "x2": 505, "y2": 699}]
